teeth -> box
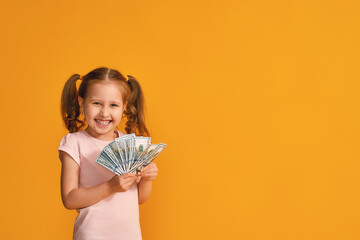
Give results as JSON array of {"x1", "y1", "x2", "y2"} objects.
[{"x1": 95, "y1": 119, "x2": 111, "y2": 125}]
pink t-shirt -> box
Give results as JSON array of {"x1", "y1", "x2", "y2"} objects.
[{"x1": 58, "y1": 129, "x2": 142, "y2": 240}]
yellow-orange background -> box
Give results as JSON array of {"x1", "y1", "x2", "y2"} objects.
[{"x1": 1, "y1": 0, "x2": 359, "y2": 239}]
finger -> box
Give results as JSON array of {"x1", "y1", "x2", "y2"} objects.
[
  {"x1": 142, "y1": 163, "x2": 156, "y2": 170},
  {"x1": 121, "y1": 173, "x2": 137, "y2": 179},
  {"x1": 147, "y1": 163, "x2": 156, "y2": 167},
  {"x1": 140, "y1": 165, "x2": 151, "y2": 172},
  {"x1": 121, "y1": 173, "x2": 133, "y2": 178},
  {"x1": 141, "y1": 176, "x2": 156, "y2": 181},
  {"x1": 140, "y1": 166, "x2": 158, "y2": 173},
  {"x1": 128, "y1": 173, "x2": 137, "y2": 177},
  {"x1": 122, "y1": 183, "x2": 132, "y2": 191},
  {"x1": 140, "y1": 169, "x2": 158, "y2": 175},
  {"x1": 142, "y1": 171, "x2": 158, "y2": 176},
  {"x1": 121, "y1": 177, "x2": 136, "y2": 182},
  {"x1": 124, "y1": 178, "x2": 137, "y2": 185},
  {"x1": 140, "y1": 173, "x2": 158, "y2": 178},
  {"x1": 122, "y1": 177, "x2": 137, "y2": 184},
  {"x1": 139, "y1": 171, "x2": 158, "y2": 178},
  {"x1": 122, "y1": 172, "x2": 133, "y2": 177},
  {"x1": 147, "y1": 163, "x2": 157, "y2": 169},
  {"x1": 122, "y1": 181, "x2": 135, "y2": 191},
  {"x1": 124, "y1": 175, "x2": 137, "y2": 181}
]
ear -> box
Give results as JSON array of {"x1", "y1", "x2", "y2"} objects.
[{"x1": 78, "y1": 96, "x2": 83, "y2": 109}]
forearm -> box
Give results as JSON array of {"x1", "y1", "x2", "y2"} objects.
[
  {"x1": 63, "y1": 181, "x2": 114, "y2": 210},
  {"x1": 137, "y1": 179, "x2": 153, "y2": 204}
]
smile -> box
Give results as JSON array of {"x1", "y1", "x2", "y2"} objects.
[{"x1": 95, "y1": 119, "x2": 112, "y2": 125}]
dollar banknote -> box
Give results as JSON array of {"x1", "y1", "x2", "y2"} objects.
[{"x1": 96, "y1": 134, "x2": 166, "y2": 175}]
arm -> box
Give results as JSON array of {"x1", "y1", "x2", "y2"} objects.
[
  {"x1": 60, "y1": 151, "x2": 136, "y2": 210},
  {"x1": 137, "y1": 163, "x2": 158, "y2": 205},
  {"x1": 138, "y1": 179, "x2": 153, "y2": 204}
]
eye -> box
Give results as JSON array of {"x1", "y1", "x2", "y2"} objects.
[
  {"x1": 111, "y1": 104, "x2": 119, "y2": 107},
  {"x1": 93, "y1": 102, "x2": 101, "y2": 105}
]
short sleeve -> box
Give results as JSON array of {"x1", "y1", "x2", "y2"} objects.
[{"x1": 58, "y1": 133, "x2": 80, "y2": 166}]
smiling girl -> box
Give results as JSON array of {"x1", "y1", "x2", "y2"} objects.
[{"x1": 58, "y1": 67, "x2": 158, "y2": 240}]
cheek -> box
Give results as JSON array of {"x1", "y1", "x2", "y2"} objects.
[
  {"x1": 84, "y1": 106, "x2": 97, "y2": 118},
  {"x1": 115, "y1": 111, "x2": 124, "y2": 120},
  {"x1": 110, "y1": 109, "x2": 123, "y2": 120}
]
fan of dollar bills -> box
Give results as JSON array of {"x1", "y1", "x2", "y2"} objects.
[{"x1": 96, "y1": 133, "x2": 167, "y2": 175}]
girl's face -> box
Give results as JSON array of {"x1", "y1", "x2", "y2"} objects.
[{"x1": 78, "y1": 81, "x2": 126, "y2": 141}]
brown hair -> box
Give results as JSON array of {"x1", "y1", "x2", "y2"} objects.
[{"x1": 60, "y1": 67, "x2": 149, "y2": 136}]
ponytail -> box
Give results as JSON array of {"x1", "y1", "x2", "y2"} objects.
[
  {"x1": 124, "y1": 75, "x2": 150, "y2": 137},
  {"x1": 60, "y1": 74, "x2": 85, "y2": 133}
]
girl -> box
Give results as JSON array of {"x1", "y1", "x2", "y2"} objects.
[{"x1": 58, "y1": 67, "x2": 158, "y2": 240}]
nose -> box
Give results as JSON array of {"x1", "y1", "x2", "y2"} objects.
[{"x1": 100, "y1": 106, "x2": 110, "y2": 117}]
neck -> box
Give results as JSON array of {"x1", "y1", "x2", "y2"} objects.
[{"x1": 85, "y1": 128, "x2": 118, "y2": 141}]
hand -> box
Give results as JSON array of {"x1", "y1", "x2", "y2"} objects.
[
  {"x1": 108, "y1": 172, "x2": 137, "y2": 192},
  {"x1": 137, "y1": 163, "x2": 158, "y2": 181},
  {"x1": 135, "y1": 175, "x2": 142, "y2": 184}
]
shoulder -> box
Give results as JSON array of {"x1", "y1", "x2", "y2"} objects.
[
  {"x1": 59, "y1": 130, "x2": 94, "y2": 152},
  {"x1": 60, "y1": 130, "x2": 86, "y2": 143},
  {"x1": 116, "y1": 129, "x2": 126, "y2": 137},
  {"x1": 58, "y1": 131, "x2": 86, "y2": 165}
]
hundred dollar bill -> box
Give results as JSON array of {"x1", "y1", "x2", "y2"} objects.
[
  {"x1": 114, "y1": 140, "x2": 126, "y2": 170},
  {"x1": 136, "y1": 144, "x2": 158, "y2": 166},
  {"x1": 127, "y1": 137, "x2": 135, "y2": 170},
  {"x1": 103, "y1": 145, "x2": 125, "y2": 174},
  {"x1": 99, "y1": 150, "x2": 117, "y2": 167},
  {"x1": 128, "y1": 134, "x2": 136, "y2": 167},
  {"x1": 96, "y1": 153, "x2": 122, "y2": 175},
  {"x1": 137, "y1": 143, "x2": 167, "y2": 172},
  {"x1": 143, "y1": 143, "x2": 167, "y2": 165},
  {"x1": 134, "y1": 137, "x2": 151, "y2": 162},
  {"x1": 129, "y1": 143, "x2": 166, "y2": 173},
  {"x1": 115, "y1": 133, "x2": 135, "y2": 172},
  {"x1": 109, "y1": 141, "x2": 125, "y2": 170},
  {"x1": 115, "y1": 138, "x2": 127, "y2": 171},
  {"x1": 126, "y1": 136, "x2": 151, "y2": 173},
  {"x1": 96, "y1": 134, "x2": 166, "y2": 175}
]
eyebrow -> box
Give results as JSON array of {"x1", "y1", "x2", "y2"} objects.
[{"x1": 89, "y1": 99, "x2": 122, "y2": 104}]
